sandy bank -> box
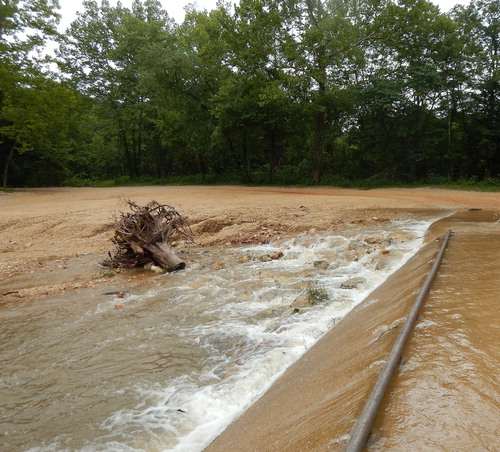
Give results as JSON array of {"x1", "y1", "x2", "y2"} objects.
[{"x1": 1, "y1": 186, "x2": 498, "y2": 303}]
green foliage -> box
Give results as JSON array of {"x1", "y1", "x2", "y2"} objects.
[
  {"x1": 306, "y1": 281, "x2": 329, "y2": 305},
  {"x1": 92, "y1": 269, "x2": 116, "y2": 279},
  {"x1": 0, "y1": 0, "x2": 64, "y2": 187},
  {"x1": 1, "y1": 0, "x2": 498, "y2": 188}
]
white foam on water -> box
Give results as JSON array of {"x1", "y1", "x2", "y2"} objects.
[{"x1": 84, "y1": 218, "x2": 436, "y2": 452}]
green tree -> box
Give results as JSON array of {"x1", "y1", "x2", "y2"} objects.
[
  {"x1": 139, "y1": 6, "x2": 229, "y2": 180},
  {"x1": 452, "y1": 0, "x2": 499, "y2": 179},
  {"x1": 0, "y1": 0, "x2": 61, "y2": 186},
  {"x1": 348, "y1": 0, "x2": 468, "y2": 182},
  {"x1": 211, "y1": 0, "x2": 304, "y2": 183},
  {"x1": 293, "y1": 0, "x2": 381, "y2": 182},
  {"x1": 59, "y1": 0, "x2": 173, "y2": 180},
  {"x1": 2, "y1": 79, "x2": 92, "y2": 186}
]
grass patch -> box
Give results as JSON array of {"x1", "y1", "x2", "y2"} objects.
[
  {"x1": 238, "y1": 253, "x2": 255, "y2": 263},
  {"x1": 59, "y1": 171, "x2": 500, "y2": 191},
  {"x1": 306, "y1": 281, "x2": 329, "y2": 305},
  {"x1": 92, "y1": 269, "x2": 116, "y2": 279}
]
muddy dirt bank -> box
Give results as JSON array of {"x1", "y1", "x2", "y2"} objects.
[{"x1": 1, "y1": 186, "x2": 498, "y2": 302}]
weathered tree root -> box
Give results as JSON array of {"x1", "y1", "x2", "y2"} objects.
[{"x1": 105, "y1": 200, "x2": 193, "y2": 272}]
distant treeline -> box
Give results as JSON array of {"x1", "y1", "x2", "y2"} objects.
[{"x1": 1, "y1": 0, "x2": 498, "y2": 188}]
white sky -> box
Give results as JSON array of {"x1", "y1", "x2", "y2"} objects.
[
  {"x1": 57, "y1": 0, "x2": 470, "y2": 31},
  {"x1": 57, "y1": 0, "x2": 219, "y2": 29}
]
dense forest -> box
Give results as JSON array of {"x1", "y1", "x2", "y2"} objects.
[{"x1": 0, "y1": 0, "x2": 498, "y2": 188}]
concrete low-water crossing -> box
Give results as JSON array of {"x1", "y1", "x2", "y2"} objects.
[{"x1": 206, "y1": 210, "x2": 500, "y2": 451}]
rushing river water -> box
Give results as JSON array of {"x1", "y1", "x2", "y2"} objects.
[{"x1": 0, "y1": 217, "x2": 446, "y2": 451}]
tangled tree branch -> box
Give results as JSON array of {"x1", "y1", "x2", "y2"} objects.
[{"x1": 106, "y1": 200, "x2": 193, "y2": 271}]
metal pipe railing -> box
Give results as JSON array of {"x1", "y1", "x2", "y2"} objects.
[{"x1": 345, "y1": 229, "x2": 452, "y2": 452}]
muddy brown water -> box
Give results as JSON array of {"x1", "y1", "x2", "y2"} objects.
[
  {"x1": 207, "y1": 210, "x2": 500, "y2": 451},
  {"x1": 1, "y1": 210, "x2": 498, "y2": 451},
  {"x1": 1, "y1": 218, "x2": 434, "y2": 451},
  {"x1": 369, "y1": 210, "x2": 500, "y2": 451}
]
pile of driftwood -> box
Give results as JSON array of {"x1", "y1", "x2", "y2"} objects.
[{"x1": 106, "y1": 200, "x2": 193, "y2": 272}]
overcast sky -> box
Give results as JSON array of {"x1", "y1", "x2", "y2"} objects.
[
  {"x1": 57, "y1": 0, "x2": 219, "y2": 29},
  {"x1": 57, "y1": 0, "x2": 469, "y2": 31}
]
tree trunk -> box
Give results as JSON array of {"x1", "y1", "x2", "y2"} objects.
[
  {"x1": 2, "y1": 146, "x2": 14, "y2": 188},
  {"x1": 144, "y1": 241, "x2": 186, "y2": 272},
  {"x1": 312, "y1": 107, "x2": 326, "y2": 184},
  {"x1": 242, "y1": 127, "x2": 251, "y2": 183},
  {"x1": 108, "y1": 201, "x2": 193, "y2": 272},
  {"x1": 268, "y1": 124, "x2": 278, "y2": 184},
  {"x1": 136, "y1": 129, "x2": 142, "y2": 177},
  {"x1": 121, "y1": 130, "x2": 135, "y2": 179}
]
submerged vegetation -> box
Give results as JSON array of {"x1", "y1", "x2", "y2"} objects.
[
  {"x1": 306, "y1": 281, "x2": 330, "y2": 305},
  {"x1": 1, "y1": 0, "x2": 499, "y2": 189}
]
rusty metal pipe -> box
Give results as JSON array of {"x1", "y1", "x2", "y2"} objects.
[{"x1": 345, "y1": 229, "x2": 452, "y2": 452}]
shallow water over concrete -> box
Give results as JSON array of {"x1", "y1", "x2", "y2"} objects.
[{"x1": 369, "y1": 210, "x2": 500, "y2": 451}]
